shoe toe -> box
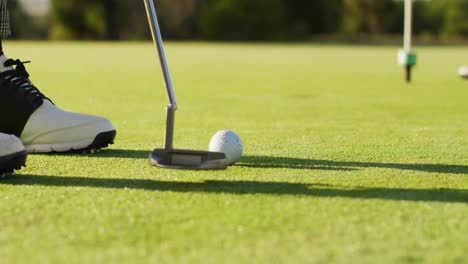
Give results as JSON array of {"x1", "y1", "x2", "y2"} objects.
[
  {"x1": 21, "y1": 100, "x2": 116, "y2": 149},
  {"x1": 0, "y1": 134, "x2": 25, "y2": 156}
]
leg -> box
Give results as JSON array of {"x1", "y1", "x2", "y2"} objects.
[
  {"x1": 0, "y1": 0, "x2": 25, "y2": 177},
  {"x1": 0, "y1": 0, "x2": 11, "y2": 42}
]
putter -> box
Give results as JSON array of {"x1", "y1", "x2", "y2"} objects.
[{"x1": 143, "y1": 0, "x2": 227, "y2": 169}]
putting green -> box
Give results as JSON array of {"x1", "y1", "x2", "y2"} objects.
[{"x1": 1, "y1": 42, "x2": 467, "y2": 263}]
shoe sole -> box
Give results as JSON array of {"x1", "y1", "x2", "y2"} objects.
[
  {"x1": 0, "y1": 150, "x2": 27, "y2": 178},
  {"x1": 26, "y1": 130, "x2": 117, "y2": 154}
]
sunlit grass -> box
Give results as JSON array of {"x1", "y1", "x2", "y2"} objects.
[{"x1": 0, "y1": 42, "x2": 467, "y2": 263}]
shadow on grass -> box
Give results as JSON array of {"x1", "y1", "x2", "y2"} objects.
[
  {"x1": 54, "y1": 149, "x2": 151, "y2": 159},
  {"x1": 3, "y1": 175, "x2": 467, "y2": 203},
  {"x1": 53, "y1": 149, "x2": 468, "y2": 175},
  {"x1": 239, "y1": 156, "x2": 468, "y2": 175}
]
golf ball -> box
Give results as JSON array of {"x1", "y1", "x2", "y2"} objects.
[
  {"x1": 209, "y1": 130, "x2": 243, "y2": 165},
  {"x1": 458, "y1": 66, "x2": 468, "y2": 79}
]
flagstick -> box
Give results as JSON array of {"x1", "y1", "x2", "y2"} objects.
[
  {"x1": 404, "y1": 0, "x2": 413, "y2": 82},
  {"x1": 404, "y1": 0, "x2": 412, "y2": 53}
]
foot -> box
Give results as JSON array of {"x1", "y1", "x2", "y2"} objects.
[
  {"x1": 0, "y1": 133, "x2": 26, "y2": 177},
  {"x1": 0, "y1": 55, "x2": 116, "y2": 153}
]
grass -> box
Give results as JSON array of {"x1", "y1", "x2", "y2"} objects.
[{"x1": 0, "y1": 42, "x2": 467, "y2": 263}]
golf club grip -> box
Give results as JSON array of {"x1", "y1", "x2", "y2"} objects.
[{"x1": 143, "y1": 0, "x2": 177, "y2": 109}]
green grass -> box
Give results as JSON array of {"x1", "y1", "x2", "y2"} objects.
[{"x1": 1, "y1": 42, "x2": 467, "y2": 263}]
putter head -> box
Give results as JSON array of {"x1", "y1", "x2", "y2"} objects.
[{"x1": 150, "y1": 148, "x2": 227, "y2": 170}]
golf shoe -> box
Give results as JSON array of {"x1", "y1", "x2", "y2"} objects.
[
  {"x1": 0, "y1": 55, "x2": 116, "y2": 153},
  {"x1": 0, "y1": 133, "x2": 26, "y2": 177}
]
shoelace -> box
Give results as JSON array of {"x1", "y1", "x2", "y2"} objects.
[{"x1": 0, "y1": 59, "x2": 51, "y2": 107}]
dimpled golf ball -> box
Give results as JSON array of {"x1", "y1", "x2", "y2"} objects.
[{"x1": 209, "y1": 130, "x2": 243, "y2": 165}]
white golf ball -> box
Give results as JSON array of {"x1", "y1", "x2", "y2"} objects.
[
  {"x1": 458, "y1": 66, "x2": 468, "y2": 79},
  {"x1": 209, "y1": 130, "x2": 243, "y2": 165}
]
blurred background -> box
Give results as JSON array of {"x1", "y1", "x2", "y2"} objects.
[{"x1": 10, "y1": 0, "x2": 468, "y2": 42}]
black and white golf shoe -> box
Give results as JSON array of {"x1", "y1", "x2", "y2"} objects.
[
  {"x1": 0, "y1": 133, "x2": 26, "y2": 177},
  {"x1": 0, "y1": 55, "x2": 116, "y2": 153}
]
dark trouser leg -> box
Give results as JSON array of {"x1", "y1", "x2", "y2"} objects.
[{"x1": 0, "y1": 0, "x2": 11, "y2": 44}]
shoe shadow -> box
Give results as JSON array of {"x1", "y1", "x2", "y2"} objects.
[
  {"x1": 2, "y1": 174, "x2": 467, "y2": 204},
  {"x1": 39, "y1": 149, "x2": 468, "y2": 175},
  {"x1": 32, "y1": 149, "x2": 150, "y2": 159}
]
